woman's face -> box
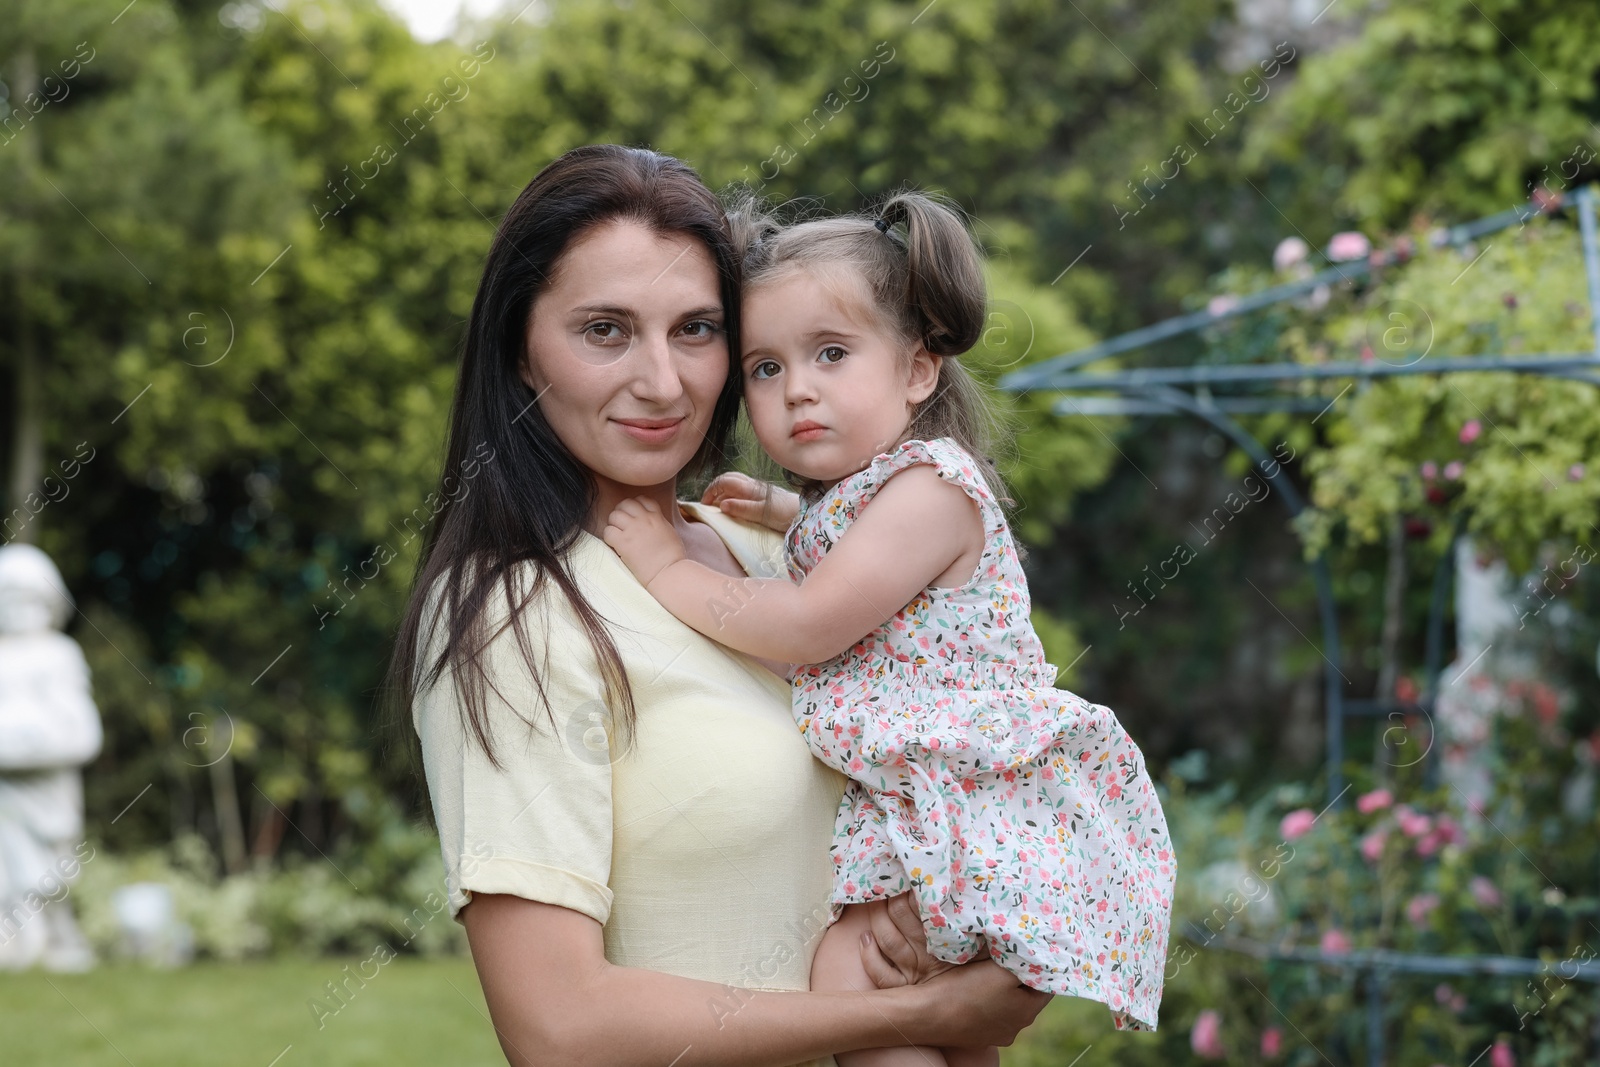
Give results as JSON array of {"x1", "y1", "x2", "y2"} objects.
[{"x1": 520, "y1": 219, "x2": 729, "y2": 513}]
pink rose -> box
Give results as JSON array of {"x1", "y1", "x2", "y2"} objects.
[
  {"x1": 1190, "y1": 1009, "x2": 1225, "y2": 1059},
  {"x1": 1279, "y1": 808, "x2": 1317, "y2": 840},
  {"x1": 1360, "y1": 828, "x2": 1388, "y2": 863},
  {"x1": 1405, "y1": 892, "x2": 1440, "y2": 927},
  {"x1": 1320, "y1": 928, "x2": 1351, "y2": 954},
  {"x1": 1569, "y1": 463, "x2": 1585, "y2": 481},
  {"x1": 1356, "y1": 788, "x2": 1392, "y2": 814},
  {"x1": 1396, "y1": 806, "x2": 1432, "y2": 838},
  {"x1": 1459, "y1": 419, "x2": 1482, "y2": 444},
  {"x1": 1207, "y1": 295, "x2": 1240, "y2": 318},
  {"x1": 1434, "y1": 815, "x2": 1464, "y2": 845},
  {"x1": 1490, "y1": 1039, "x2": 1516, "y2": 1067},
  {"x1": 1470, "y1": 875, "x2": 1502, "y2": 908},
  {"x1": 1328, "y1": 231, "x2": 1371, "y2": 262},
  {"x1": 1444, "y1": 460, "x2": 1464, "y2": 480},
  {"x1": 1261, "y1": 1026, "x2": 1283, "y2": 1057},
  {"x1": 1415, "y1": 832, "x2": 1441, "y2": 857},
  {"x1": 1420, "y1": 460, "x2": 1438, "y2": 480},
  {"x1": 1273, "y1": 237, "x2": 1309, "y2": 272}
]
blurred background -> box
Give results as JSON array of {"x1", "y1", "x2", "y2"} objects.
[{"x1": 1, "y1": 0, "x2": 1597, "y2": 1062}]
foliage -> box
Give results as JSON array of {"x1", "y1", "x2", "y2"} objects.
[
  {"x1": 1265, "y1": 214, "x2": 1599, "y2": 572},
  {"x1": 71, "y1": 829, "x2": 465, "y2": 961},
  {"x1": 1245, "y1": 0, "x2": 1600, "y2": 231}
]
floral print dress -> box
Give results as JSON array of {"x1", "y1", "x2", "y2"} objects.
[{"x1": 785, "y1": 436, "x2": 1176, "y2": 1031}]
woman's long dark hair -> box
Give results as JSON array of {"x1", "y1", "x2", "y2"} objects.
[{"x1": 385, "y1": 145, "x2": 743, "y2": 772}]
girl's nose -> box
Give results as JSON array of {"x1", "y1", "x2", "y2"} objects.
[{"x1": 784, "y1": 365, "x2": 819, "y2": 406}]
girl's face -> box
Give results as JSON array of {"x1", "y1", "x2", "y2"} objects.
[
  {"x1": 519, "y1": 219, "x2": 729, "y2": 514},
  {"x1": 741, "y1": 268, "x2": 940, "y2": 484}
]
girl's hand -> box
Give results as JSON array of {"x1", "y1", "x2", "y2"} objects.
[
  {"x1": 858, "y1": 893, "x2": 956, "y2": 988},
  {"x1": 602, "y1": 497, "x2": 686, "y2": 586},
  {"x1": 702, "y1": 472, "x2": 799, "y2": 532}
]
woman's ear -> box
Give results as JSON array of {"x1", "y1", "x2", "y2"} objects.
[{"x1": 905, "y1": 346, "x2": 942, "y2": 405}]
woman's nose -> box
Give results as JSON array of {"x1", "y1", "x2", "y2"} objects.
[{"x1": 628, "y1": 330, "x2": 687, "y2": 404}]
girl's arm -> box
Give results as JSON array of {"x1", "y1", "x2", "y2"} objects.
[
  {"x1": 604, "y1": 464, "x2": 980, "y2": 664},
  {"x1": 463, "y1": 893, "x2": 1048, "y2": 1067}
]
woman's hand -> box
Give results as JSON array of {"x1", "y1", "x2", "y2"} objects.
[
  {"x1": 702, "y1": 472, "x2": 799, "y2": 532},
  {"x1": 911, "y1": 959, "x2": 1052, "y2": 1049},
  {"x1": 603, "y1": 497, "x2": 687, "y2": 586},
  {"x1": 856, "y1": 894, "x2": 956, "y2": 988}
]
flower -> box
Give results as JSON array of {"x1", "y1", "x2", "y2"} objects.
[
  {"x1": 1273, "y1": 236, "x2": 1309, "y2": 272},
  {"x1": 1444, "y1": 460, "x2": 1464, "y2": 481},
  {"x1": 1356, "y1": 788, "x2": 1393, "y2": 814},
  {"x1": 1405, "y1": 892, "x2": 1441, "y2": 927},
  {"x1": 1415, "y1": 832, "x2": 1441, "y2": 857},
  {"x1": 1459, "y1": 419, "x2": 1483, "y2": 444},
  {"x1": 1396, "y1": 805, "x2": 1432, "y2": 838},
  {"x1": 1320, "y1": 928, "x2": 1351, "y2": 954},
  {"x1": 1190, "y1": 1009, "x2": 1225, "y2": 1059},
  {"x1": 1434, "y1": 815, "x2": 1464, "y2": 845},
  {"x1": 1360, "y1": 828, "x2": 1388, "y2": 863},
  {"x1": 1420, "y1": 460, "x2": 1439, "y2": 480},
  {"x1": 1469, "y1": 875, "x2": 1502, "y2": 908},
  {"x1": 1569, "y1": 463, "x2": 1586, "y2": 481},
  {"x1": 1260, "y1": 1026, "x2": 1283, "y2": 1057},
  {"x1": 1279, "y1": 808, "x2": 1317, "y2": 840},
  {"x1": 1328, "y1": 231, "x2": 1371, "y2": 262},
  {"x1": 1490, "y1": 1039, "x2": 1517, "y2": 1067},
  {"x1": 1207, "y1": 294, "x2": 1240, "y2": 318}
]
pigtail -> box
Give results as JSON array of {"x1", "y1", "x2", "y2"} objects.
[{"x1": 878, "y1": 191, "x2": 987, "y2": 357}]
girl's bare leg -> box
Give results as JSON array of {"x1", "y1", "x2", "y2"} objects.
[
  {"x1": 943, "y1": 1046, "x2": 1000, "y2": 1067},
  {"x1": 812, "y1": 902, "x2": 949, "y2": 1067}
]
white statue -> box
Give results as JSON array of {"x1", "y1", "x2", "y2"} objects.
[
  {"x1": 0, "y1": 543, "x2": 102, "y2": 971},
  {"x1": 1433, "y1": 537, "x2": 1542, "y2": 822}
]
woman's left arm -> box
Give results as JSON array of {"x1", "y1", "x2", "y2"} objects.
[{"x1": 604, "y1": 464, "x2": 979, "y2": 663}]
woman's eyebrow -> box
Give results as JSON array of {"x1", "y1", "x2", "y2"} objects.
[{"x1": 570, "y1": 303, "x2": 636, "y2": 318}]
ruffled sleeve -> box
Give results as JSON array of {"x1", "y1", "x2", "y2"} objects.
[{"x1": 850, "y1": 437, "x2": 1004, "y2": 541}]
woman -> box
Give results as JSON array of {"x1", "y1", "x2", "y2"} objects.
[{"x1": 388, "y1": 144, "x2": 1049, "y2": 1066}]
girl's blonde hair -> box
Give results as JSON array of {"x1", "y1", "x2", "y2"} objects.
[{"x1": 729, "y1": 189, "x2": 1014, "y2": 505}]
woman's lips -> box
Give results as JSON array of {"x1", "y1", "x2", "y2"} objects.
[
  {"x1": 791, "y1": 421, "x2": 826, "y2": 442},
  {"x1": 615, "y1": 417, "x2": 685, "y2": 443}
]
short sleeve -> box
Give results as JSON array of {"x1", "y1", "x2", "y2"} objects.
[{"x1": 412, "y1": 564, "x2": 615, "y2": 926}]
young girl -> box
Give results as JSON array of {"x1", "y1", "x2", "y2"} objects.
[{"x1": 603, "y1": 192, "x2": 1175, "y2": 1065}]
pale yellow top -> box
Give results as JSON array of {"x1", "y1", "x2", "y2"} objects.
[{"x1": 414, "y1": 502, "x2": 846, "y2": 1067}]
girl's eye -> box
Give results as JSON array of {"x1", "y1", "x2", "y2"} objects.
[
  {"x1": 818, "y1": 345, "x2": 847, "y2": 364},
  {"x1": 749, "y1": 359, "x2": 781, "y2": 380}
]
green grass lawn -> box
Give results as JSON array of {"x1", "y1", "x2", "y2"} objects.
[
  {"x1": 0, "y1": 956, "x2": 504, "y2": 1066},
  {"x1": 1, "y1": 956, "x2": 1134, "y2": 1066}
]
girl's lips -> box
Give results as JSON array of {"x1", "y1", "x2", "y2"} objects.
[
  {"x1": 615, "y1": 417, "x2": 685, "y2": 443},
  {"x1": 791, "y1": 422, "x2": 826, "y2": 441}
]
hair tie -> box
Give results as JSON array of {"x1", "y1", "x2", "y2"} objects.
[{"x1": 873, "y1": 217, "x2": 890, "y2": 234}]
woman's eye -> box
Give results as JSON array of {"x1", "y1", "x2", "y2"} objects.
[
  {"x1": 681, "y1": 319, "x2": 722, "y2": 340},
  {"x1": 749, "y1": 360, "x2": 780, "y2": 380},
  {"x1": 582, "y1": 321, "x2": 627, "y2": 345},
  {"x1": 818, "y1": 345, "x2": 846, "y2": 364}
]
